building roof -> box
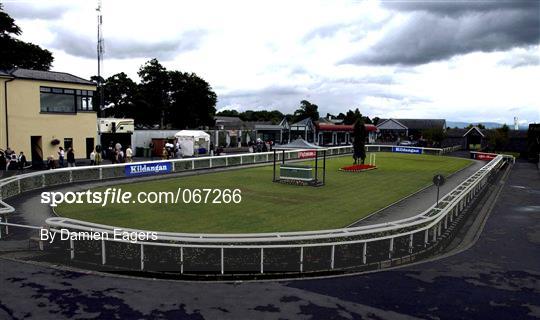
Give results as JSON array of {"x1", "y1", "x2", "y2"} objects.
[
  {"x1": 378, "y1": 118, "x2": 446, "y2": 130},
  {"x1": 0, "y1": 70, "x2": 12, "y2": 78},
  {"x1": 254, "y1": 124, "x2": 285, "y2": 131},
  {"x1": 291, "y1": 117, "x2": 315, "y2": 129},
  {"x1": 274, "y1": 138, "x2": 326, "y2": 150},
  {"x1": 1, "y1": 68, "x2": 95, "y2": 85},
  {"x1": 463, "y1": 126, "x2": 485, "y2": 137},
  {"x1": 445, "y1": 128, "x2": 468, "y2": 138},
  {"x1": 214, "y1": 116, "x2": 243, "y2": 123},
  {"x1": 278, "y1": 118, "x2": 290, "y2": 129},
  {"x1": 317, "y1": 123, "x2": 379, "y2": 132}
]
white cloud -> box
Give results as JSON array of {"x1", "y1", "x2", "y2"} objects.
[{"x1": 4, "y1": 0, "x2": 539, "y2": 124}]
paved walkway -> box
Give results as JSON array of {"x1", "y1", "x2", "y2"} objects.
[
  {"x1": 0, "y1": 161, "x2": 538, "y2": 319},
  {"x1": 351, "y1": 156, "x2": 484, "y2": 226}
]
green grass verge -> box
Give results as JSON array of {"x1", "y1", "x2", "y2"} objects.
[{"x1": 56, "y1": 153, "x2": 472, "y2": 233}]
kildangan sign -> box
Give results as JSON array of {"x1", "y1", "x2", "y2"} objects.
[
  {"x1": 125, "y1": 162, "x2": 173, "y2": 177},
  {"x1": 392, "y1": 146, "x2": 423, "y2": 154},
  {"x1": 299, "y1": 150, "x2": 317, "y2": 159},
  {"x1": 471, "y1": 152, "x2": 497, "y2": 161}
]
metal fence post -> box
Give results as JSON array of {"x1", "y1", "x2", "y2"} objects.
[
  {"x1": 180, "y1": 246, "x2": 184, "y2": 274},
  {"x1": 210, "y1": 158, "x2": 213, "y2": 168},
  {"x1": 260, "y1": 248, "x2": 264, "y2": 274},
  {"x1": 424, "y1": 229, "x2": 429, "y2": 246},
  {"x1": 140, "y1": 244, "x2": 144, "y2": 271},
  {"x1": 330, "y1": 245, "x2": 335, "y2": 269},
  {"x1": 409, "y1": 234, "x2": 414, "y2": 253},
  {"x1": 432, "y1": 226, "x2": 437, "y2": 242},
  {"x1": 389, "y1": 237, "x2": 394, "y2": 259},
  {"x1": 70, "y1": 238, "x2": 74, "y2": 260},
  {"x1": 101, "y1": 239, "x2": 106, "y2": 265},
  {"x1": 99, "y1": 167, "x2": 103, "y2": 180},
  {"x1": 362, "y1": 242, "x2": 367, "y2": 264},
  {"x1": 221, "y1": 248, "x2": 224, "y2": 275},
  {"x1": 191, "y1": 160, "x2": 195, "y2": 170},
  {"x1": 300, "y1": 247, "x2": 303, "y2": 272}
]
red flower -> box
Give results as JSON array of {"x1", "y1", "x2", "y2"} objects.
[{"x1": 340, "y1": 164, "x2": 377, "y2": 172}]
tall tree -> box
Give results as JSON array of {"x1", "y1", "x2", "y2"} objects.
[
  {"x1": 219, "y1": 109, "x2": 285, "y2": 123},
  {"x1": 101, "y1": 72, "x2": 139, "y2": 118},
  {"x1": 216, "y1": 110, "x2": 240, "y2": 117},
  {"x1": 293, "y1": 100, "x2": 319, "y2": 122},
  {"x1": 422, "y1": 127, "x2": 446, "y2": 147},
  {"x1": 352, "y1": 119, "x2": 367, "y2": 164},
  {"x1": 0, "y1": 4, "x2": 53, "y2": 70},
  {"x1": 138, "y1": 59, "x2": 170, "y2": 128},
  {"x1": 169, "y1": 71, "x2": 217, "y2": 129},
  {"x1": 487, "y1": 124, "x2": 510, "y2": 151},
  {"x1": 343, "y1": 108, "x2": 362, "y2": 125}
]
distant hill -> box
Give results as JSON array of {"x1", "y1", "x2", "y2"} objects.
[{"x1": 447, "y1": 121, "x2": 529, "y2": 130}]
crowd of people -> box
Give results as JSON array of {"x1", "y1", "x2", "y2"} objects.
[
  {"x1": 42, "y1": 142, "x2": 134, "y2": 170},
  {"x1": 2, "y1": 137, "x2": 276, "y2": 174},
  {"x1": 248, "y1": 139, "x2": 274, "y2": 153},
  {"x1": 160, "y1": 141, "x2": 182, "y2": 160},
  {"x1": 0, "y1": 147, "x2": 27, "y2": 171},
  {"x1": 44, "y1": 146, "x2": 77, "y2": 169},
  {"x1": 102, "y1": 142, "x2": 133, "y2": 164}
]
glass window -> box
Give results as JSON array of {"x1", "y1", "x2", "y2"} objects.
[
  {"x1": 64, "y1": 138, "x2": 73, "y2": 150},
  {"x1": 40, "y1": 93, "x2": 76, "y2": 113},
  {"x1": 40, "y1": 87, "x2": 95, "y2": 113},
  {"x1": 77, "y1": 96, "x2": 93, "y2": 111}
]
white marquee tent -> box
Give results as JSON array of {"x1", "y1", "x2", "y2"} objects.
[{"x1": 175, "y1": 130, "x2": 211, "y2": 157}]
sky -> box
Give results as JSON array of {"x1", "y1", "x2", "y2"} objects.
[{"x1": 3, "y1": 0, "x2": 540, "y2": 125}]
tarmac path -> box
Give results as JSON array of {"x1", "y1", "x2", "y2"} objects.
[{"x1": 0, "y1": 160, "x2": 538, "y2": 319}]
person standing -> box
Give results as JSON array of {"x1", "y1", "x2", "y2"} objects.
[
  {"x1": 125, "y1": 145, "x2": 133, "y2": 163},
  {"x1": 0, "y1": 152, "x2": 6, "y2": 171},
  {"x1": 95, "y1": 149, "x2": 102, "y2": 165},
  {"x1": 58, "y1": 147, "x2": 65, "y2": 167},
  {"x1": 17, "y1": 152, "x2": 26, "y2": 172},
  {"x1": 149, "y1": 141, "x2": 154, "y2": 160},
  {"x1": 67, "y1": 148, "x2": 76, "y2": 167},
  {"x1": 46, "y1": 155, "x2": 56, "y2": 170},
  {"x1": 90, "y1": 149, "x2": 96, "y2": 165}
]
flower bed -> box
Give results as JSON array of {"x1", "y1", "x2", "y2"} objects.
[{"x1": 339, "y1": 164, "x2": 377, "y2": 172}]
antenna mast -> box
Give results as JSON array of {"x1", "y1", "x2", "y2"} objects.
[{"x1": 96, "y1": 0, "x2": 104, "y2": 110}]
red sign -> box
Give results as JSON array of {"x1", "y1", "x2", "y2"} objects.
[
  {"x1": 475, "y1": 152, "x2": 497, "y2": 161},
  {"x1": 299, "y1": 150, "x2": 316, "y2": 159}
]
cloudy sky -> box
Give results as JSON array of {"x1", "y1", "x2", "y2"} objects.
[{"x1": 4, "y1": 0, "x2": 540, "y2": 124}]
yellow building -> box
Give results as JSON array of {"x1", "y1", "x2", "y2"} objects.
[{"x1": 0, "y1": 68, "x2": 97, "y2": 166}]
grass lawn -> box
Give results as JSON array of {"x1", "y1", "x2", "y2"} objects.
[{"x1": 56, "y1": 153, "x2": 472, "y2": 233}]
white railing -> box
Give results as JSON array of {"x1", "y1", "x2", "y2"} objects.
[{"x1": 1, "y1": 144, "x2": 500, "y2": 275}]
